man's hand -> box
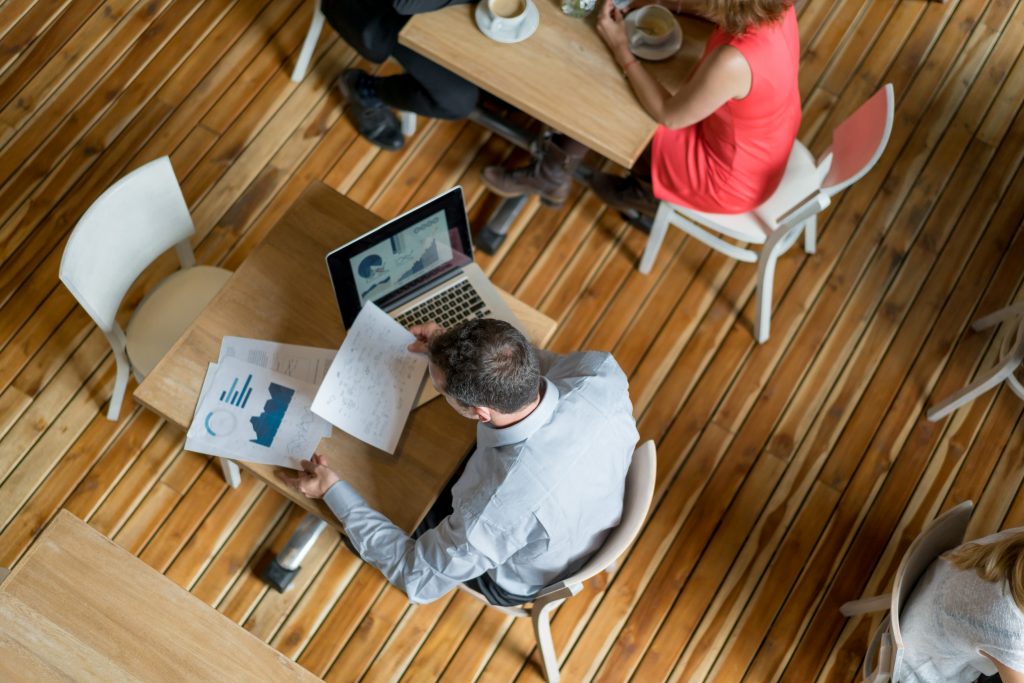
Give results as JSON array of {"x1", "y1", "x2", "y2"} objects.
[
  {"x1": 407, "y1": 322, "x2": 445, "y2": 353},
  {"x1": 276, "y1": 454, "x2": 340, "y2": 499}
]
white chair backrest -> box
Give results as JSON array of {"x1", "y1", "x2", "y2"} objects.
[
  {"x1": 889, "y1": 500, "x2": 973, "y2": 671},
  {"x1": 820, "y1": 84, "x2": 895, "y2": 197},
  {"x1": 58, "y1": 157, "x2": 195, "y2": 333},
  {"x1": 554, "y1": 440, "x2": 657, "y2": 589}
]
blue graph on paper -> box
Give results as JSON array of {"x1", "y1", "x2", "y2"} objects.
[
  {"x1": 249, "y1": 382, "x2": 294, "y2": 447},
  {"x1": 219, "y1": 374, "x2": 253, "y2": 409}
]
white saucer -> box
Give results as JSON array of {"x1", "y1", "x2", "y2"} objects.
[
  {"x1": 475, "y1": 1, "x2": 539, "y2": 44},
  {"x1": 625, "y1": 13, "x2": 682, "y2": 61}
]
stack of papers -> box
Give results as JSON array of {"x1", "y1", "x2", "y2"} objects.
[
  {"x1": 185, "y1": 340, "x2": 335, "y2": 470},
  {"x1": 185, "y1": 304, "x2": 430, "y2": 468}
]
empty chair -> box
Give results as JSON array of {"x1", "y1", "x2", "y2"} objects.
[
  {"x1": 458, "y1": 440, "x2": 657, "y2": 683},
  {"x1": 839, "y1": 500, "x2": 973, "y2": 682},
  {"x1": 639, "y1": 84, "x2": 895, "y2": 343},
  {"x1": 59, "y1": 157, "x2": 238, "y2": 484},
  {"x1": 290, "y1": 0, "x2": 417, "y2": 135},
  {"x1": 927, "y1": 301, "x2": 1024, "y2": 421}
]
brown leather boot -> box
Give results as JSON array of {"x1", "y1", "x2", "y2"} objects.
[{"x1": 482, "y1": 136, "x2": 588, "y2": 207}]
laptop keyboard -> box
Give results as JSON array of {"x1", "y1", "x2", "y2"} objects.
[{"x1": 395, "y1": 279, "x2": 492, "y2": 330}]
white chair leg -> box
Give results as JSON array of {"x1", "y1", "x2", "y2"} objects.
[
  {"x1": 840, "y1": 593, "x2": 891, "y2": 617},
  {"x1": 927, "y1": 356, "x2": 1020, "y2": 422},
  {"x1": 219, "y1": 458, "x2": 242, "y2": 488},
  {"x1": 803, "y1": 215, "x2": 817, "y2": 254},
  {"x1": 1009, "y1": 373, "x2": 1024, "y2": 400},
  {"x1": 972, "y1": 301, "x2": 1024, "y2": 331},
  {"x1": 754, "y1": 247, "x2": 780, "y2": 344},
  {"x1": 639, "y1": 202, "x2": 672, "y2": 274},
  {"x1": 399, "y1": 111, "x2": 417, "y2": 136},
  {"x1": 290, "y1": 0, "x2": 324, "y2": 83},
  {"x1": 532, "y1": 597, "x2": 564, "y2": 683},
  {"x1": 106, "y1": 347, "x2": 131, "y2": 421}
]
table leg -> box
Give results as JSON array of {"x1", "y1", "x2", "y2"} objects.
[
  {"x1": 218, "y1": 458, "x2": 241, "y2": 489},
  {"x1": 262, "y1": 513, "x2": 328, "y2": 592},
  {"x1": 476, "y1": 195, "x2": 529, "y2": 255}
]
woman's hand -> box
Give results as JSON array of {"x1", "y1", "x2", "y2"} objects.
[{"x1": 596, "y1": 0, "x2": 631, "y2": 64}]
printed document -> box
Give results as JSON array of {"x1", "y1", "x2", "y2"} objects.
[
  {"x1": 186, "y1": 356, "x2": 329, "y2": 469},
  {"x1": 311, "y1": 303, "x2": 427, "y2": 454}
]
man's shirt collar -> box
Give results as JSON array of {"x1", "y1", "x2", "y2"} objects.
[{"x1": 476, "y1": 377, "x2": 559, "y2": 448}]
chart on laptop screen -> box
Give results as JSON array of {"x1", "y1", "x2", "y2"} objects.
[{"x1": 350, "y1": 209, "x2": 455, "y2": 306}]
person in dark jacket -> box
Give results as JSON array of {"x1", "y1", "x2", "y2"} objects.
[{"x1": 323, "y1": 0, "x2": 479, "y2": 150}]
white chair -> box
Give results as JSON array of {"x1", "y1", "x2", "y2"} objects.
[
  {"x1": 839, "y1": 500, "x2": 973, "y2": 682},
  {"x1": 58, "y1": 157, "x2": 240, "y2": 488},
  {"x1": 458, "y1": 440, "x2": 657, "y2": 683},
  {"x1": 639, "y1": 84, "x2": 895, "y2": 343},
  {"x1": 291, "y1": 0, "x2": 417, "y2": 136},
  {"x1": 927, "y1": 301, "x2": 1024, "y2": 421}
]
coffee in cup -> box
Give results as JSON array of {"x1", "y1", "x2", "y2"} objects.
[
  {"x1": 629, "y1": 6, "x2": 676, "y2": 48},
  {"x1": 489, "y1": 0, "x2": 526, "y2": 18},
  {"x1": 487, "y1": 0, "x2": 528, "y2": 35}
]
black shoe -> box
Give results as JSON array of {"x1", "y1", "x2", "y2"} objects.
[
  {"x1": 589, "y1": 171, "x2": 658, "y2": 218},
  {"x1": 337, "y1": 69, "x2": 404, "y2": 151}
]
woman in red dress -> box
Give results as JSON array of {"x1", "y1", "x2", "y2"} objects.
[{"x1": 483, "y1": 0, "x2": 801, "y2": 218}]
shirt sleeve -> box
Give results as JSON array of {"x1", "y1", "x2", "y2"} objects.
[{"x1": 322, "y1": 481, "x2": 519, "y2": 604}]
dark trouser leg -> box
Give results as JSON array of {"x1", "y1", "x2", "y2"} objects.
[
  {"x1": 411, "y1": 444, "x2": 536, "y2": 608},
  {"x1": 320, "y1": 0, "x2": 404, "y2": 63},
  {"x1": 633, "y1": 143, "x2": 653, "y2": 184},
  {"x1": 320, "y1": 0, "x2": 477, "y2": 120},
  {"x1": 376, "y1": 45, "x2": 479, "y2": 119}
]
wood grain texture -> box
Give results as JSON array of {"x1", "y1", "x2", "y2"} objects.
[
  {"x1": 0, "y1": 510, "x2": 319, "y2": 682},
  {"x1": 1, "y1": 0, "x2": 1022, "y2": 680},
  {"x1": 399, "y1": 2, "x2": 712, "y2": 167}
]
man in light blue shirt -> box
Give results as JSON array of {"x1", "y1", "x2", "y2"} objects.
[{"x1": 279, "y1": 319, "x2": 639, "y2": 605}]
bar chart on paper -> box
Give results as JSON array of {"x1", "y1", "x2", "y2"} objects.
[{"x1": 219, "y1": 374, "x2": 253, "y2": 409}]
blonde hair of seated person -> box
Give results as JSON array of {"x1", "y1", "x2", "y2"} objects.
[
  {"x1": 947, "y1": 529, "x2": 1024, "y2": 612},
  {"x1": 695, "y1": 0, "x2": 793, "y2": 35}
]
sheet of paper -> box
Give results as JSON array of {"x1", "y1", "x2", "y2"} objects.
[
  {"x1": 311, "y1": 303, "x2": 428, "y2": 454},
  {"x1": 218, "y1": 337, "x2": 335, "y2": 436},
  {"x1": 186, "y1": 358, "x2": 327, "y2": 469}
]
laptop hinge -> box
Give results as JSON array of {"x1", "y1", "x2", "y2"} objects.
[{"x1": 385, "y1": 268, "x2": 464, "y2": 313}]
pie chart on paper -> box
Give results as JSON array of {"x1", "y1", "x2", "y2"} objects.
[{"x1": 204, "y1": 409, "x2": 237, "y2": 437}]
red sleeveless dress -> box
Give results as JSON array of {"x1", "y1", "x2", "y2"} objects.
[{"x1": 650, "y1": 7, "x2": 801, "y2": 214}]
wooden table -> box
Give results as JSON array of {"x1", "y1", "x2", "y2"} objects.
[
  {"x1": 0, "y1": 510, "x2": 318, "y2": 682},
  {"x1": 135, "y1": 182, "x2": 556, "y2": 533},
  {"x1": 400, "y1": 1, "x2": 712, "y2": 168}
]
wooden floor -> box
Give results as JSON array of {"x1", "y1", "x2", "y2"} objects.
[{"x1": 1, "y1": 0, "x2": 1022, "y2": 680}]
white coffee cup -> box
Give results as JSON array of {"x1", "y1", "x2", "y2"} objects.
[
  {"x1": 629, "y1": 5, "x2": 675, "y2": 48},
  {"x1": 487, "y1": 0, "x2": 528, "y2": 34}
]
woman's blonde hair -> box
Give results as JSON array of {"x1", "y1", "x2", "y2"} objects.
[
  {"x1": 948, "y1": 529, "x2": 1024, "y2": 611},
  {"x1": 700, "y1": 0, "x2": 793, "y2": 35}
]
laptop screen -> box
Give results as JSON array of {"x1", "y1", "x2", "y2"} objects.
[{"x1": 326, "y1": 187, "x2": 474, "y2": 328}]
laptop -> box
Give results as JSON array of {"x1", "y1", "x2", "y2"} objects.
[{"x1": 325, "y1": 187, "x2": 523, "y2": 335}]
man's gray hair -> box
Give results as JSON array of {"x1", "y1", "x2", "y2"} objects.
[{"x1": 427, "y1": 319, "x2": 540, "y2": 413}]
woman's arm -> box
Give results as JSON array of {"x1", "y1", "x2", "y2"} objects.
[{"x1": 596, "y1": 0, "x2": 750, "y2": 129}]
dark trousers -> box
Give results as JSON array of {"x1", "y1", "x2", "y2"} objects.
[
  {"x1": 412, "y1": 444, "x2": 537, "y2": 607},
  {"x1": 321, "y1": 0, "x2": 479, "y2": 119}
]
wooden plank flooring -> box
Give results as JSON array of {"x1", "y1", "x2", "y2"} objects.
[{"x1": 1, "y1": 0, "x2": 1022, "y2": 680}]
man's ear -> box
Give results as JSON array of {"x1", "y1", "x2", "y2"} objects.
[{"x1": 472, "y1": 406, "x2": 492, "y2": 423}]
